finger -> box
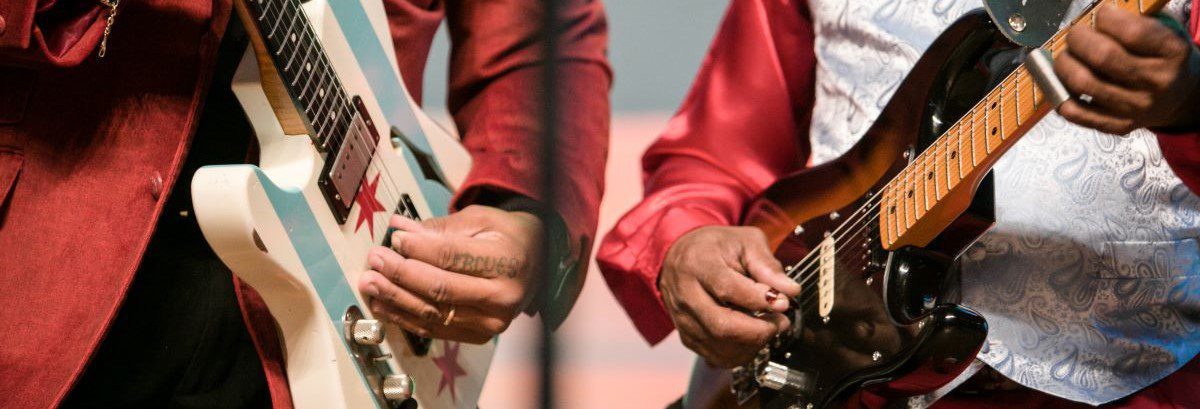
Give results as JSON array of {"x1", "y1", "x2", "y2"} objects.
[
  {"x1": 1058, "y1": 100, "x2": 1137, "y2": 135},
  {"x1": 741, "y1": 231, "x2": 802, "y2": 298},
  {"x1": 702, "y1": 268, "x2": 788, "y2": 313},
  {"x1": 1055, "y1": 51, "x2": 1152, "y2": 117},
  {"x1": 694, "y1": 301, "x2": 783, "y2": 347},
  {"x1": 1095, "y1": 4, "x2": 1189, "y2": 58},
  {"x1": 390, "y1": 230, "x2": 526, "y2": 280},
  {"x1": 368, "y1": 299, "x2": 497, "y2": 344},
  {"x1": 366, "y1": 247, "x2": 514, "y2": 311},
  {"x1": 426, "y1": 205, "x2": 505, "y2": 236},
  {"x1": 672, "y1": 307, "x2": 746, "y2": 368},
  {"x1": 1066, "y1": 25, "x2": 1159, "y2": 89},
  {"x1": 367, "y1": 298, "x2": 509, "y2": 341}
]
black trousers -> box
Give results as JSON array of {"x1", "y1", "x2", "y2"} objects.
[{"x1": 62, "y1": 18, "x2": 270, "y2": 409}]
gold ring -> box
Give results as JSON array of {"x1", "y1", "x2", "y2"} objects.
[{"x1": 442, "y1": 305, "x2": 456, "y2": 326}]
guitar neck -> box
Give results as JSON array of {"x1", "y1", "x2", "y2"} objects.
[
  {"x1": 238, "y1": 0, "x2": 355, "y2": 150},
  {"x1": 879, "y1": 0, "x2": 1170, "y2": 250}
]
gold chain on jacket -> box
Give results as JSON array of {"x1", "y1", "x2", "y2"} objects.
[{"x1": 97, "y1": 0, "x2": 120, "y2": 58}]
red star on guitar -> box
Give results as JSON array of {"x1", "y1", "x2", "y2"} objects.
[
  {"x1": 354, "y1": 173, "x2": 385, "y2": 240},
  {"x1": 433, "y1": 340, "x2": 466, "y2": 403}
]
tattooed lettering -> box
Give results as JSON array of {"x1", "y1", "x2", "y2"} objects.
[{"x1": 441, "y1": 251, "x2": 523, "y2": 278}]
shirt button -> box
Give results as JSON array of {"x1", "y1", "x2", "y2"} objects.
[{"x1": 150, "y1": 172, "x2": 164, "y2": 199}]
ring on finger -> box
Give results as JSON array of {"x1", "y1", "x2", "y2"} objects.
[
  {"x1": 442, "y1": 305, "x2": 456, "y2": 326},
  {"x1": 1078, "y1": 93, "x2": 1094, "y2": 104}
]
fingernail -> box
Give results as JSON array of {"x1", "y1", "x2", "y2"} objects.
[
  {"x1": 368, "y1": 254, "x2": 383, "y2": 270},
  {"x1": 391, "y1": 231, "x2": 405, "y2": 250},
  {"x1": 765, "y1": 289, "x2": 781, "y2": 303}
]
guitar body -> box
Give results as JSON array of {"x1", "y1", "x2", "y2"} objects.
[
  {"x1": 191, "y1": 1, "x2": 490, "y2": 408},
  {"x1": 686, "y1": 10, "x2": 1024, "y2": 409}
]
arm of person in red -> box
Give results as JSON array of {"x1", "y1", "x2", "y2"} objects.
[
  {"x1": 360, "y1": 0, "x2": 611, "y2": 342},
  {"x1": 596, "y1": 0, "x2": 817, "y2": 346},
  {"x1": 443, "y1": 0, "x2": 612, "y2": 328}
]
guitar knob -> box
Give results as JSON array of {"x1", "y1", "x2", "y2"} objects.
[
  {"x1": 382, "y1": 374, "x2": 414, "y2": 401},
  {"x1": 350, "y1": 319, "x2": 385, "y2": 345},
  {"x1": 757, "y1": 362, "x2": 815, "y2": 396}
]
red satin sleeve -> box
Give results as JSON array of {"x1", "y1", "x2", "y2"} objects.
[
  {"x1": 596, "y1": 0, "x2": 817, "y2": 344},
  {"x1": 1156, "y1": 3, "x2": 1200, "y2": 195}
]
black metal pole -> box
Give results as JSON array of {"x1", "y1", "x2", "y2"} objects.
[{"x1": 537, "y1": 0, "x2": 560, "y2": 408}]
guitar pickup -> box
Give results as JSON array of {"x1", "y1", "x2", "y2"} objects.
[{"x1": 319, "y1": 97, "x2": 381, "y2": 224}]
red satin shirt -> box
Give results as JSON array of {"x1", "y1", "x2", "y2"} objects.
[
  {"x1": 0, "y1": 0, "x2": 609, "y2": 407},
  {"x1": 597, "y1": 0, "x2": 1200, "y2": 406}
]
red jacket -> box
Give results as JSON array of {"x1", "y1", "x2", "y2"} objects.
[
  {"x1": 597, "y1": 0, "x2": 1200, "y2": 346},
  {"x1": 0, "y1": 1, "x2": 609, "y2": 408}
]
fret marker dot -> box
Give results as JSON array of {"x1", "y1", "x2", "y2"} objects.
[
  {"x1": 291, "y1": 34, "x2": 297, "y2": 42},
  {"x1": 991, "y1": 127, "x2": 997, "y2": 135},
  {"x1": 306, "y1": 63, "x2": 312, "y2": 71},
  {"x1": 319, "y1": 88, "x2": 326, "y2": 97},
  {"x1": 927, "y1": 172, "x2": 934, "y2": 180},
  {"x1": 990, "y1": 101, "x2": 997, "y2": 109},
  {"x1": 889, "y1": 206, "x2": 896, "y2": 214},
  {"x1": 950, "y1": 151, "x2": 957, "y2": 159},
  {"x1": 907, "y1": 190, "x2": 914, "y2": 198}
]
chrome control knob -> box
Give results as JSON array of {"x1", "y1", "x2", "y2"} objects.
[
  {"x1": 382, "y1": 374, "x2": 414, "y2": 401},
  {"x1": 349, "y1": 319, "x2": 385, "y2": 345},
  {"x1": 757, "y1": 361, "x2": 815, "y2": 396}
]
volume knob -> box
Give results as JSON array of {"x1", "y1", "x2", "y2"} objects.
[
  {"x1": 382, "y1": 374, "x2": 414, "y2": 401},
  {"x1": 350, "y1": 319, "x2": 385, "y2": 345},
  {"x1": 757, "y1": 361, "x2": 815, "y2": 396}
]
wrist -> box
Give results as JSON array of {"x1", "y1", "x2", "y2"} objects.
[{"x1": 462, "y1": 186, "x2": 580, "y2": 328}]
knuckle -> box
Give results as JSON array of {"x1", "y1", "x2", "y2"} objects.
[
  {"x1": 1095, "y1": 42, "x2": 1121, "y2": 66},
  {"x1": 709, "y1": 316, "x2": 732, "y2": 339},
  {"x1": 428, "y1": 280, "x2": 451, "y2": 303},
  {"x1": 1132, "y1": 94, "x2": 1153, "y2": 112},
  {"x1": 419, "y1": 306, "x2": 442, "y2": 324}
]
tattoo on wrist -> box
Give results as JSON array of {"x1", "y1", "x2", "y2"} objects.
[{"x1": 441, "y1": 252, "x2": 522, "y2": 278}]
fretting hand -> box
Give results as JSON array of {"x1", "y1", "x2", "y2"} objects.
[
  {"x1": 659, "y1": 226, "x2": 802, "y2": 368},
  {"x1": 358, "y1": 205, "x2": 542, "y2": 344},
  {"x1": 1054, "y1": 4, "x2": 1200, "y2": 135}
]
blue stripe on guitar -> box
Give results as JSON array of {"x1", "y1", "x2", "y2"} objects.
[
  {"x1": 325, "y1": 0, "x2": 453, "y2": 217},
  {"x1": 247, "y1": 166, "x2": 387, "y2": 409}
]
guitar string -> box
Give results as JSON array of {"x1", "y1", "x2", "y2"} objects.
[
  {"x1": 779, "y1": 26, "x2": 1090, "y2": 316},
  {"x1": 256, "y1": 0, "x2": 434, "y2": 238},
  {"x1": 779, "y1": 64, "x2": 1042, "y2": 303}
]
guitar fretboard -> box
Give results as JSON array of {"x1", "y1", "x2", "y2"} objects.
[
  {"x1": 879, "y1": 0, "x2": 1170, "y2": 249},
  {"x1": 244, "y1": 0, "x2": 356, "y2": 149}
]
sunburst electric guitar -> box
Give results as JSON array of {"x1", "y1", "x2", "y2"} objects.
[
  {"x1": 190, "y1": 0, "x2": 493, "y2": 408},
  {"x1": 687, "y1": 0, "x2": 1172, "y2": 408}
]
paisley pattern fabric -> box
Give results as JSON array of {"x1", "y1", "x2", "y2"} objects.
[{"x1": 805, "y1": 0, "x2": 1200, "y2": 404}]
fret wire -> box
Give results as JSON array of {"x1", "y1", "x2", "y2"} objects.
[
  {"x1": 932, "y1": 140, "x2": 941, "y2": 198},
  {"x1": 968, "y1": 110, "x2": 976, "y2": 166},
  {"x1": 1015, "y1": 71, "x2": 1023, "y2": 125},
  {"x1": 924, "y1": 152, "x2": 933, "y2": 210},
  {"x1": 993, "y1": 80, "x2": 1003, "y2": 138},
  {"x1": 957, "y1": 123, "x2": 965, "y2": 178},
  {"x1": 256, "y1": 0, "x2": 271, "y2": 22},
  {"x1": 266, "y1": 1, "x2": 289, "y2": 39}
]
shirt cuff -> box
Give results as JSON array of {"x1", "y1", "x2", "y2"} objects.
[{"x1": 597, "y1": 200, "x2": 734, "y2": 345}]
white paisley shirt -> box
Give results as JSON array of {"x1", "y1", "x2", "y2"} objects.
[{"x1": 804, "y1": 0, "x2": 1200, "y2": 405}]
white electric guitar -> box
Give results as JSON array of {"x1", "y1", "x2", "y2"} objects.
[{"x1": 190, "y1": 0, "x2": 494, "y2": 408}]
